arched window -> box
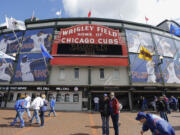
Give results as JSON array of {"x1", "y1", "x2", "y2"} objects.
[{"x1": 73, "y1": 94, "x2": 79, "y2": 102}]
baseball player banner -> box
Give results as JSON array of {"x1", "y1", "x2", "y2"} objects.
[
  {"x1": 21, "y1": 28, "x2": 53, "y2": 52},
  {"x1": 0, "y1": 58, "x2": 14, "y2": 82},
  {"x1": 161, "y1": 57, "x2": 180, "y2": 84},
  {"x1": 125, "y1": 30, "x2": 155, "y2": 53},
  {"x1": 13, "y1": 53, "x2": 48, "y2": 82},
  {"x1": 129, "y1": 54, "x2": 162, "y2": 83},
  {"x1": 0, "y1": 32, "x2": 23, "y2": 54},
  {"x1": 153, "y1": 34, "x2": 176, "y2": 58}
]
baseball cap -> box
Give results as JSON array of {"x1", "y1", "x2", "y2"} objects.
[
  {"x1": 104, "y1": 93, "x2": 108, "y2": 97},
  {"x1": 136, "y1": 112, "x2": 147, "y2": 120}
]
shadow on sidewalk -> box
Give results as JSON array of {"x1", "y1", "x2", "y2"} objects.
[
  {"x1": 71, "y1": 133, "x2": 90, "y2": 135},
  {"x1": 3, "y1": 117, "x2": 14, "y2": 120},
  {"x1": 0, "y1": 124, "x2": 11, "y2": 128},
  {"x1": 85, "y1": 125, "x2": 114, "y2": 129}
]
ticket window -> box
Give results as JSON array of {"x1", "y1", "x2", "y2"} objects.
[
  {"x1": 31, "y1": 93, "x2": 36, "y2": 101},
  {"x1": 48, "y1": 94, "x2": 53, "y2": 101},
  {"x1": 16, "y1": 93, "x2": 21, "y2": 100},
  {"x1": 65, "y1": 93, "x2": 70, "y2": 102},
  {"x1": 56, "y1": 94, "x2": 61, "y2": 102},
  {"x1": 8, "y1": 93, "x2": 14, "y2": 102},
  {"x1": 73, "y1": 94, "x2": 79, "y2": 102}
]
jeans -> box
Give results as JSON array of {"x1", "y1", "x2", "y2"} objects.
[
  {"x1": 48, "y1": 107, "x2": 56, "y2": 116},
  {"x1": 25, "y1": 108, "x2": 31, "y2": 119},
  {"x1": 31, "y1": 109, "x2": 40, "y2": 124},
  {"x1": 40, "y1": 111, "x2": 45, "y2": 126},
  {"x1": 111, "y1": 113, "x2": 119, "y2": 135},
  {"x1": 11, "y1": 110, "x2": 25, "y2": 127},
  {"x1": 160, "y1": 111, "x2": 168, "y2": 122},
  {"x1": 101, "y1": 115, "x2": 109, "y2": 135},
  {"x1": 94, "y1": 103, "x2": 99, "y2": 111}
]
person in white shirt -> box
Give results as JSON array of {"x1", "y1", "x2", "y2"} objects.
[
  {"x1": 0, "y1": 36, "x2": 19, "y2": 53},
  {"x1": 146, "y1": 61, "x2": 156, "y2": 83},
  {"x1": 25, "y1": 94, "x2": 31, "y2": 120},
  {"x1": 30, "y1": 31, "x2": 49, "y2": 52},
  {"x1": 93, "y1": 96, "x2": 100, "y2": 112},
  {"x1": 0, "y1": 59, "x2": 12, "y2": 81},
  {"x1": 30, "y1": 95, "x2": 44, "y2": 125},
  {"x1": 20, "y1": 55, "x2": 34, "y2": 82}
]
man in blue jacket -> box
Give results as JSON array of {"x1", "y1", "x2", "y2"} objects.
[
  {"x1": 136, "y1": 112, "x2": 175, "y2": 135},
  {"x1": 10, "y1": 94, "x2": 27, "y2": 128},
  {"x1": 48, "y1": 96, "x2": 56, "y2": 117}
]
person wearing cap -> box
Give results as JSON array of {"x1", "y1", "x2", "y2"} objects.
[
  {"x1": 136, "y1": 112, "x2": 175, "y2": 135},
  {"x1": 24, "y1": 93, "x2": 32, "y2": 120},
  {"x1": 10, "y1": 94, "x2": 27, "y2": 128},
  {"x1": 109, "y1": 92, "x2": 119, "y2": 135},
  {"x1": 99, "y1": 93, "x2": 111, "y2": 135}
]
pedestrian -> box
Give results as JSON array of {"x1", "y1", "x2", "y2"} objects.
[
  {"x1": 99, "y1": 94, "x2": 110, "y2": 135},
  {"x1": 163, "y1": 95, "x2": 171, "y2": 114},
  {"x1": 39, "y1": 94, "x2": 48, "y2": 127},
  {"x1": 48, "y1": 96, "x2": 56, "y2": 117},
  {"x1": 170, "y1": 96, "x2": 178, "y2": 111},
  {"x1": 136, "y1": 112, "x2": 175, "y2": 135},
  {"x1": 141, "y1": 97, "x2": 148, "y2": 112},
  {"x1": 24, "y1": 93, "x2": 31, "y2": 120},
  {"x1": 30, "y1": 95, "x2": 44, "y2": 125},
  {"x1": 156, "y1": 96, "x2": 168, "y2": 121},
  {"x1": 10, "y1": 94, "x2": 27, "y2": 128},
  {"x1": 93, "y1": 96, "x2": 100, "y2": 112},
  {"x1": 109, "y1": 92, "x2": 119, "y2": 135}
]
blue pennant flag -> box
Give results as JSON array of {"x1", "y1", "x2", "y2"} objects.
[
  {"x1": 170, "y1": 24, "x2": 180, "y2": 36},
  {"x1": 40, "y1": 44, "x2": 53, "y2": 59}
]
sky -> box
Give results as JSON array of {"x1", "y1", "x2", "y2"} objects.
[{"x1": 0, "y1": 0, "x2": 180, "y2": 26}]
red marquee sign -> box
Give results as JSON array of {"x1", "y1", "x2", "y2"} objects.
[{"x1": 54, "y1": 24, "x2": 125, "y2": 45}]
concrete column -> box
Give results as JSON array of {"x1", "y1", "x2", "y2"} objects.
[{"x1": 128, "y1": 91, "x2": 133, "y2": 111}]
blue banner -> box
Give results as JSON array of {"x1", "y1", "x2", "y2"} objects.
[
  {"x1": 21, "y1": 28, "x2": 53, "y2": 52},
  {"x1": 0, "y1": 32, "x2": 23, "y2": 54},
  {"x1": 0, "y1": 58, "x2": 14, "y2": 82},
  {"x1": 129, "y1": 54, "x2": 162, "y2": 83},
  {"x1": 125, "y1": 30, "x2": 155, "y2": 53},
  {"x1": 13, "y1": 53, "x2": 48, "y2": 82}
]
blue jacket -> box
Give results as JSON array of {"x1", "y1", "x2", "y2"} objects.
[
  {"x1": 142, "y1": 114, "x2": 175, "y2": 135},
  {"x1": 50, "y1": 99, "x2": 56, "y2": 108},
  {"x1": 14, "y1": 99, "x2": 27, "y2": 112}
]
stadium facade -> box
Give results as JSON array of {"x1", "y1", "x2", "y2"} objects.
[{"x1": 0, "y1": 17, "x2": 180, "y2": 111}]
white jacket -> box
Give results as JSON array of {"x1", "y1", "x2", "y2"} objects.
[{"x1": 31, "y1": 97, "x2": 43, "y2": 110}]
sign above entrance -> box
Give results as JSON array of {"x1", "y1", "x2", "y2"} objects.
[{"x1": 54, "y1": 24, "x2": 124, "y2": 45}]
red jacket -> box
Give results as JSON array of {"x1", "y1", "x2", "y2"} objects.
[{"x1": 110, "y1": 97, "x2": 119, "y2": 114}]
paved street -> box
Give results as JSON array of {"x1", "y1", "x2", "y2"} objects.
[{"x1": 0, "y1": 110, "x2": 180, "y2": 135}]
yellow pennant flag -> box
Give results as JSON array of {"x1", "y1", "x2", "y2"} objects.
[{"x1": 138, "y1": 46, "x2": 152, "y2": 61}]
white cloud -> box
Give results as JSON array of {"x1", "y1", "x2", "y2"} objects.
[
  {"x1": 62, "y1": 0, "x2": 139, "y2": 21},
  {"x1": 62, "y1": 0, "x2": 180, "y2": 26}
]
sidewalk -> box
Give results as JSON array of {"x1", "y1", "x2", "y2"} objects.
[{"x1": 0, "y1": 110, "x2": 179, "y2": 135}]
